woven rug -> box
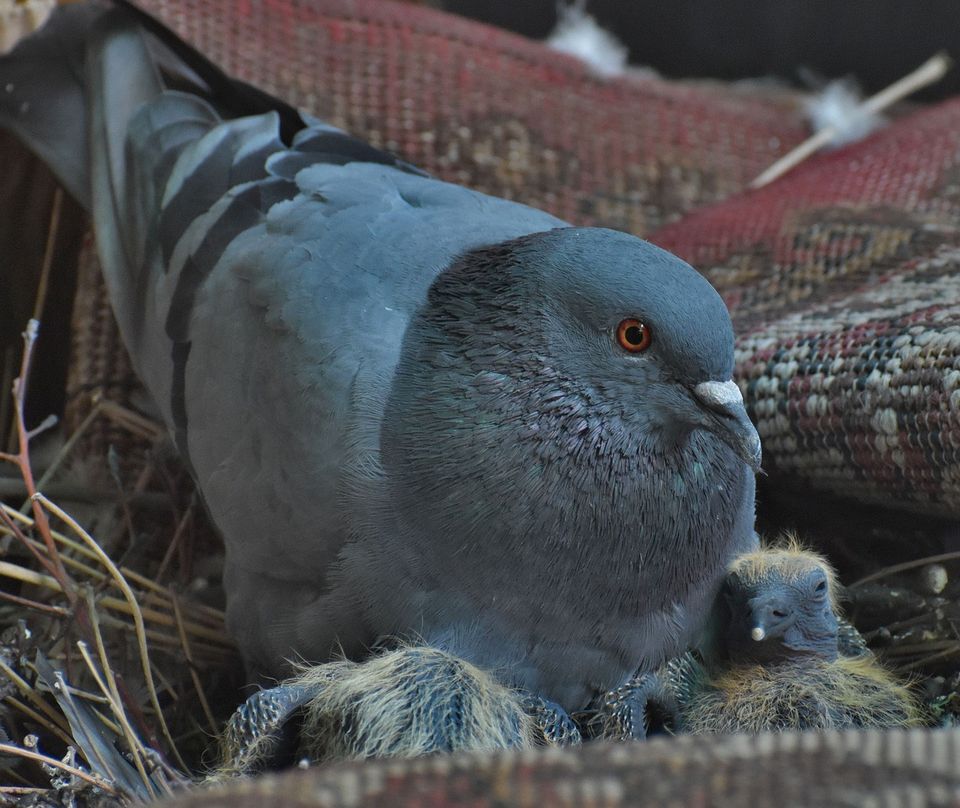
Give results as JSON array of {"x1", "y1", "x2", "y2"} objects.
[{"x1": 653, "y1": 99, "x2": 960, "y2": 516}]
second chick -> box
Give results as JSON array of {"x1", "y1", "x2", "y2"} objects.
[
  {"x1": 597, "y1": 540, "x2": 922, "y2": 738},
  {"x1": 671, "y1": 542, "x2": 922, "y2": 733}
]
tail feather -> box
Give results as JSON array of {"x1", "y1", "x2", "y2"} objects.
[
  {"x1": 86, "y1": 7, "x2": 169, "y2": 285},
  {"x1": 110, "y1": 0, "x2": 307, "y2": 141},
  {"x1": 0, "y1": 2, "x2": 107, "y2": 206}
]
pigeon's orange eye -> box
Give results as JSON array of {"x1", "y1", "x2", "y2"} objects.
[{"x1": 616, "y1": 318, "x2": 652, "y2": 353}]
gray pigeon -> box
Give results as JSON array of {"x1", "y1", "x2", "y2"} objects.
[{"x1": 0, "y1": 2, "x2": 759, "y2": 717}]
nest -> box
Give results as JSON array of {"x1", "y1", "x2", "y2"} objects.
[{"x1": 0, "y1": 198, "x2": 240, "y2": 806}]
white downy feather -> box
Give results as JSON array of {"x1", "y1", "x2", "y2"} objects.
[
  {"x1": 805, "y1": 78, "x2": 884, "y2": 148},
  {"x1": 547, "y1": 1, "x2": 627, "y2": 78}
]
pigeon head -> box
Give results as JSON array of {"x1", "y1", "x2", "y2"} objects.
[
  {"x1": 496, "y1": 227, "x2": 761, "y2": 471},
  {"x1": 715, "y1": 543, "x2": 840, "y2": 665},
  {"x1": 381, "y1": 225, "x2": 758, "y2": 586}
]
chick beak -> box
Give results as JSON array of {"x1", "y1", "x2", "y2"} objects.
[
  {"x1": 692, "y1": 380, "x2": 762, "y2": 472},
  {"x1": 748, "y1": 594, "x2": 796, "y2": 643}
]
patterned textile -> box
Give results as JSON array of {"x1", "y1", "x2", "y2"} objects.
[
  {"x1": 158, "y1": 728, "x2": 960, "y2": 808},
  {"x1": 653, "y1": 100, "x2": 960, "y2": 516}
]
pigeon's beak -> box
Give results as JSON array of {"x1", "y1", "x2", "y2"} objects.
[{"x1": 692, "y1": 380, "x2": 762, "y2": 472}]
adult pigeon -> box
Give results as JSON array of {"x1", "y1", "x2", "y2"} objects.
[{"x1": 0, "y1": 1, "x2": 759, "y2": 717}]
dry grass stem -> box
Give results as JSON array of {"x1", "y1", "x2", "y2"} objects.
[
  {"x1": 5, "y1": 696, "x2": 75, "y2": 747},
  {"x1": 0, "y1": 178, "x2": 241, "y2": 794},
  {"x1": 0, "y1": 657, "x2": 72, "y2": 736},
  {"x1": 0, "y1": 508, "x2": 232, "y2": 653},
  {"x1": 24, "y1": 398, "x2": 104, "y2": 513},
  {"x1": 896, "y1": 645, "x2": 960, "y2": 673},
  {"x1": 36, "y1": 491, "x2": 190, "y2": 772},
  {"x1": 96, "y1": 398, "x2": 165, "y2": 442},
  {"x1": 171, "y1": 595, "x2": 219, "y2": 735},
  {"x1": 152, "y1": 497, "x2": 195, "y2": 584},
  {"x1": 31, "y1": 186, "x2": 62, "y2": 323},
  {"x1": 76, "y1": 638, "x2": 157, "y2": 794},
  {"x1": 850, "y1": 550, "x2": 960, "y2": 588},
  {"x1": 0, "y1": 320, "x2": 76, "y2": 600},
  {"x1": 0, "y1": 742, "x2": 119, "y2": 793}
]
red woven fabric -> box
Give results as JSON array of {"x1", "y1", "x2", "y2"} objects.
[{"x1": 653, "y1": 102, "x2": 960, "y2": 515}]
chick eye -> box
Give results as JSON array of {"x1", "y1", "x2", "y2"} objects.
[
  {"x1": 814, "y1": 580, "x2": 827, "y2": 593},
  {"x1": 616, "y1": 318, "x2": 652, "y2": 353}
]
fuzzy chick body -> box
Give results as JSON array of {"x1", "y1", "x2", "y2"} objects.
[
  {"x1": 673, "y1": 654, "x2": 921, "y2": 734},
  {"x1": 219, "y1": 647, "x2": 539, "y2": 773},
  {"x1": 297, "y1": 648, "x2": 535, "y2": 760}
]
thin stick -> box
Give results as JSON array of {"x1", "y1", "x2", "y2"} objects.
[
  {"x1": 751, "y1": 52, "x2": 952, "y2": 188},
  {"x1": 32, "y1": 187, "x2": 63, "y2": 323},
  {"x1": 24, "y1": 667, "x2": 113, "y2": 706},
  {"x1": 0, "y1": 321, "x2": 75, "y2": 598},
  {"x1": 0, "y1": 479, "x2": 170, "y2": 505},
  {"x1": 894, "y1": 644, "x2": 960, "y2": 672},
  {"x1": 0, "y1": 743, "x2": 118, "y2": 793},
  {"x1": 137, "y1": 669, "x2": 208, "y2": 781},
  {"x1": 0, "y1": 658, "x2": 73, "y2": 737},
  {"x1": 35, "y1": 493, "x2": 189, "y2": 772},
  {"x1": 23, "y1": 400, "x2": 103, "y2": 514},
  {"x1": 153, "y1": 497, "x2": 195, "y2": 584},
  {"x1": 882, "y1": 639, "x2": 959, "y2": 656},
  {"x1": 863, "y1": 612, "x2": 935, "y2": 639},
  {"x1": 0, "y1": 560, "x2": 233, "y2": 654},
  {"x1": 849, "y1": 550, "x2": 960, "y2": 588},
  {"x1": 171, "y1": 594, "x2": 218, "y2": 734},
  {"x1": 97, "y1": 399, "x2": 165, "y2": 442},
  {"x1": 0, "y1": 505, "x2": 230, "y2": 630},
  {"x1": 0, "y1": 539, "x2": 231, "y2": 645},
  {"x1": 0, "y1": 588, "x2": 70, "y2": 616},
  {"x1": 1, "y1": 769, "x2": 34, "y2": 789},
  {"x1": 99, "y1": 597, "x2": 231, "y2": 646},
  {"x1": 0, "y1": 503, "x2": 64, "y2": 585},
  {"x1": 4, "y1": 502, "x2": 223, "y2": 621},
  {"x1": 4, "y1": 697, "x2": 75, "y2": 750},
  {"x1": 119, "y1": 567, "x2": 227, "y2": 625},
  {"x1": 94, "y1": 613, "x2": 234, "y2": 664},
  {"x1": 76, "y1": 638, "x2": 154, "y2": 793},
  {"x1": 110, "y1": 600, "x2": 224, "y2": 650},
  {"x1": 147, "y1": 663, "x2": 181, "y2": 710}
]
